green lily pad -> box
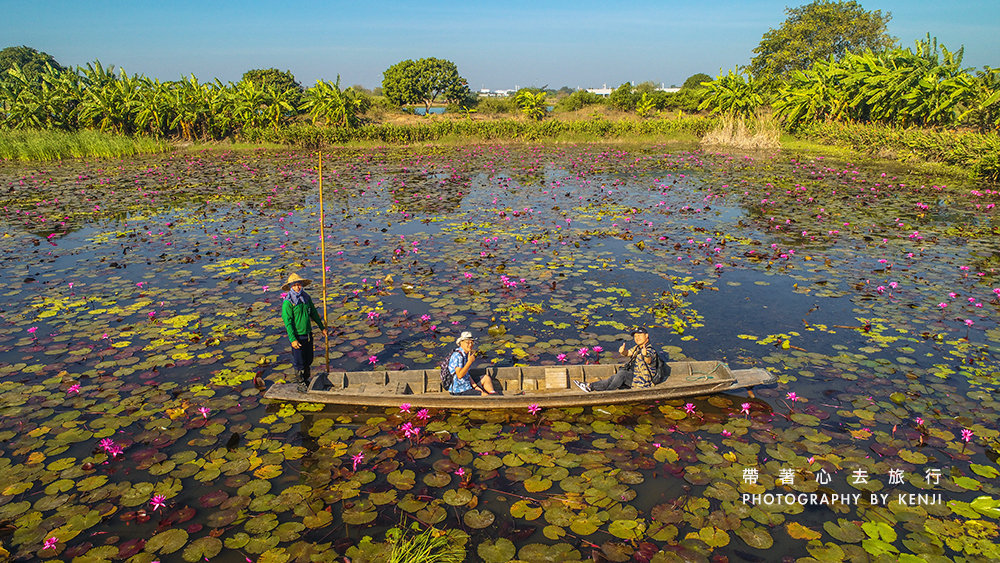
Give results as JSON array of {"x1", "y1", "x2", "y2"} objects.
[
  {"x1": 464, "y1": 509, "x2": 495, "y2": 529},
  {"x1": 182, "y1": 537, "x2": 222, "y2": 562},
  {"x1": 511, "y1": 499, "x2": 543, "y2": 520},
  {"x1": 478, "y1": 538, "x2": 516, "y2": 563},
  {"x1": 443, "y1": 488, "x2": 474, "y2": 506},
  {"x1": 145, "y1": 528, "x2": 189, "y2": 555}
]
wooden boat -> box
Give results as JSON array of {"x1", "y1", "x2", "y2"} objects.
[{"x1": 264, "y1": 361, "x2": 776, "y2": 408}]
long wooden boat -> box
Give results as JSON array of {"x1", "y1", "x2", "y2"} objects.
[{"x1": 264, "y1": 361, "x2": 776, "y2": 408}]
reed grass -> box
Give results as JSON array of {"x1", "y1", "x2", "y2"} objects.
[
  {"x1": 700, "y1": 112, "x2": 781, "y2": 150},
  {"x1": 0, "y1": 129, "x2": 170, "y2": 162},
  {"x1": 794, "y1": 121, "x2": 1000, "y2": 182},
  {"x1": 241, "y1": 116, "x2": 717, "y2": 148}
]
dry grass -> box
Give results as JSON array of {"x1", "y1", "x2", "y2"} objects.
[{"x1": 701, "y1": 112, "x2": 780, "y2": 150}]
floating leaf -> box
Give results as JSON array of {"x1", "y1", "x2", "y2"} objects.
[
  {"x1": 464, "y1": 509, "x2": 495, "y2": 529},
  {"x1": 478, "y1": 538, "x2": 516, "y2": 563},
  {"x1": 971, "y1": 464, "x2": 999, "y2": 479},
  {"x1": 443, "y1": 488, "x2": 474, "y2": 506},
  {"x1": 182, "y1": 537, "x2": 222, "y2": 562},
  {"x1": 787, "y1": 522, "x2": 823, "y2": 540},
  {"x1": 971, "y1": 496, "x2": 1000, "y2": 518},
  {"x1": 145, "y1": 528, "x2": 188, "y2": 555},
  {"x1": 511, "y1": 500, "x2": 543, "y2": 520},
  {"x1": 736, "y1": 525, "x2": 773, "y2": 549}
]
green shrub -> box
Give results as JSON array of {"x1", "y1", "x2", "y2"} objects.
[{"x1": 555, "y1": 91, "x2": 605, "y2": 112}]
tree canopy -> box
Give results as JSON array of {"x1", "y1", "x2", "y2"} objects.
[
  {"x1": 748, "y1": 0, "x2": 895, "y2": 85},
  {"x1": 0, "y1": 46, "x2": 65, "y2": 83},
  {"x1": 381, "y1": 58, "x2": 470, "y2": 111},
  {"x1": 681, "y1": 73, "x2": 712, "y2": 90},
  {"x1": 240, "y1": 69, "x2": 302, "y2": 93}
]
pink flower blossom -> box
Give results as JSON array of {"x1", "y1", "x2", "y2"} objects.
[
  {"x1": 578, "y1": 347, "x2": 589, "y2": 356},
  {"x1": 352, "y1": 452, "x2": 364, "y2": 471},
  {"x1": 965, "y1": 319, "x2": 974, "y2": 327},
  {"x1": 43, "y1": 537, "x2": 57, "y2": 550},
  {"x1": 528, "y1": 404, "x2": 540, "y2": 415},
  {"x1": 592, "y1": 346, "x2": 603, "y2": 353},
  {"x1": 741, "y1": 403, "x2": 751, "y2": 415},
  {"x1": 915, "y1": 417, "x2": 924, "y2": 426},
  {"x1": 150, "y1": 494, "x2": 167, "y2": 511},
  {"x1": 27, "y1": 326, "x2": 37, "y2": 334},
  {"x1": 938, "y1": 303, "x2": 948, "y2": 308},
  {"x1": 786, "y1": 392, "x2": 798, "y2": 401},
  {"x1": 683, "y1": 403, "x2": 696, "y2": 415},
  {"x1": 420, "y1": 314, "x2": 431, "y2": 322},
  {"x1": 962, "y1": 429, "x2": 974, "y2": 442},
  {"x1": 454, "y1": 468, "x2": 465, "y2": 476},
  {"x1": 199, "y1": 407, "x2": 210, "y2": 419},
  {"x1": 368, "y1": 355, "x2": 378, "y2": 365},
  {"x1": 556, "y1": 353, "x2": 567, "y2": 363},
  {"x1": 67, "y1": 384, "x2": 80, "y2": 394},
  {"x1": 399, "y1": 403, "x2": 411, "y2": 413},
  {"x1": 416, "y1": 409, "x2": 429, "y2": 420},
  {"x1": 722, "y1": 430, "x2": 732, "y2": 437}
]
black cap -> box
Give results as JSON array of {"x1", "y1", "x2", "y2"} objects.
[{"x1": 631, "y1": 327, "x2": 649, "y2": 335}]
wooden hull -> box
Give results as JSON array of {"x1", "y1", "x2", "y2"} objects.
[{"x1": 263, "y1": 361, "x2": 776, "y2": 409}]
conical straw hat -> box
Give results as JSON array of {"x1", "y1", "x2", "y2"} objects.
[{"x1": 281, "y1": 272, "x2": 312, "y2": 291}]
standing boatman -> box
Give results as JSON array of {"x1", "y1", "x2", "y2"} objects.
[{"x1": 281, "y1": 273, "x2": 327, "y2": 391}]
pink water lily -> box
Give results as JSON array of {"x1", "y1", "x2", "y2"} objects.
[
  {"x1": 592, "y1": 346, "x2": 603, "y2": 353},
  {"x1": 962, "y1": 428, "x2": 974, "y2": 442},
  {"x1": 352, "y1": 452, "x2": 364, "y2": 471},
  {"x1": 399, "y1": 403, "x2": 411, "y2": 413},
  {"x1": 528, "y1": 404, "x2": 540, "y2": 415},
  {"x1": 368, "y1": 355, "x2": 378, "y2": 365},
  {"x1": 454, "y1": 468, "x2": 465, "y2": 476},
  {"x1": 416, "y1": 408, "x2": 429, "y2": 420},
  {"x1": 67, "y1": 384, "x2": 80, "y2": 394},
  {"x1": 262, "y1": 285, "x2": 269, "y2": 292},
  {"x1": 578, "y1": 347, "x2": 589, "y2": 356},
  {"x1": 915, "y1": 417, "x2": 924, "y2": 426},
  {"x1": 149, "y1": 494, "x2": 167, "y2": 511},
  {"x1": 741, "y1": 402, "x2": 751, "y2": 415},
  {"x1": 43, "y1": 537, "x2": 57, "y2": 550},
  {"x1": 683, "y1": 403, "x2": 696, "y2": 415},
  {"x1": 27, "y1": 326, "x2": 38, "y2": 335},
  {"x1": 199, "y1": 407, "x2": 210, "y2": 419},
  {"x1": 556, "y1": 353, "x2": 567, "y2": 363},
  {"x1": 786, "y1": 392, "x2": 798, "y2": 402}
]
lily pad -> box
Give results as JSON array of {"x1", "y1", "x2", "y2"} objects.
[{"x1": 464, "y1": 509, "x2": 495, "y2": 529}]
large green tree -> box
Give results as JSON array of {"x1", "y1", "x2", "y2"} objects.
[
  {"x1": 381, "y1": 58, "x2": 470, "y2": 112},
  {"x1": 0, "y1": 46, "x2": 65, "y2": 83},
  {"x1": 748, "y1": 1, "x2": 895, "y2": 86},
  {"x1": 240, "y1": 68, "x2": 303, "y2": 106}
]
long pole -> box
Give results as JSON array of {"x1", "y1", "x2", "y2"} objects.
[{"x1": 318, "y1": 152, "x2": 330, "y2": 374}]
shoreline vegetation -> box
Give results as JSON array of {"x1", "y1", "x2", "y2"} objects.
[{"x1": 2, "y1": 116, "x2": 997, "y2": 184}]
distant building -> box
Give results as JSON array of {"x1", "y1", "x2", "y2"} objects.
[{"x1": 586, "y1": 84, "x2": 682, "y2": 96}]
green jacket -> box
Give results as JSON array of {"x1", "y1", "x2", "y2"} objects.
[{"x1": 281, "y1": 291, "x2": 325, "y2": 343}]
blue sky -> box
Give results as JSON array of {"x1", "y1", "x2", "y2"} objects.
[{"x1": 3, "y1": 0, "x2": 997, "y2": 90}]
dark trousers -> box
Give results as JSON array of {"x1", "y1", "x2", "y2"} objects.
[
  {"x1": 590, "y1": 367, "x2": 634, "y2": 391},
  {"x1": 291, "y1": 334, "x2": 314, "y2": 375}
]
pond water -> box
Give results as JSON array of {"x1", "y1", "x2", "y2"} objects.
[{"x1": 0, "y1": 145, "x2": 998, "y2": 563}]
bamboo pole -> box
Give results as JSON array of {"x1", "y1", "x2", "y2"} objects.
[{"x1": 318, "y1": 152, "x2": 330, "y2": 374}]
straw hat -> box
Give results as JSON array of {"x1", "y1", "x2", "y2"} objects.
[
  {"x1": 281, "y1": 273, "x2": 312, "y2": 291},
  {"x1": 456, "y1": 331, "x2": 476, "y2": 344}
]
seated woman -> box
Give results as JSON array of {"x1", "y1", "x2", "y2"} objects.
[
  {"x1": 448, "y1": 332, "x2": 499, "y2": 396},
  {"x1": 574, "y1": 327, "x2": 656, "y2": 392}
]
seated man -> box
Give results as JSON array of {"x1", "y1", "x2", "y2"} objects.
[
  {"x1": 448, "y1": 332, "x2": 499, "y2": 396},
  {"x1": 574, "y1": 327, "x2": 656, "y2": 392}
]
